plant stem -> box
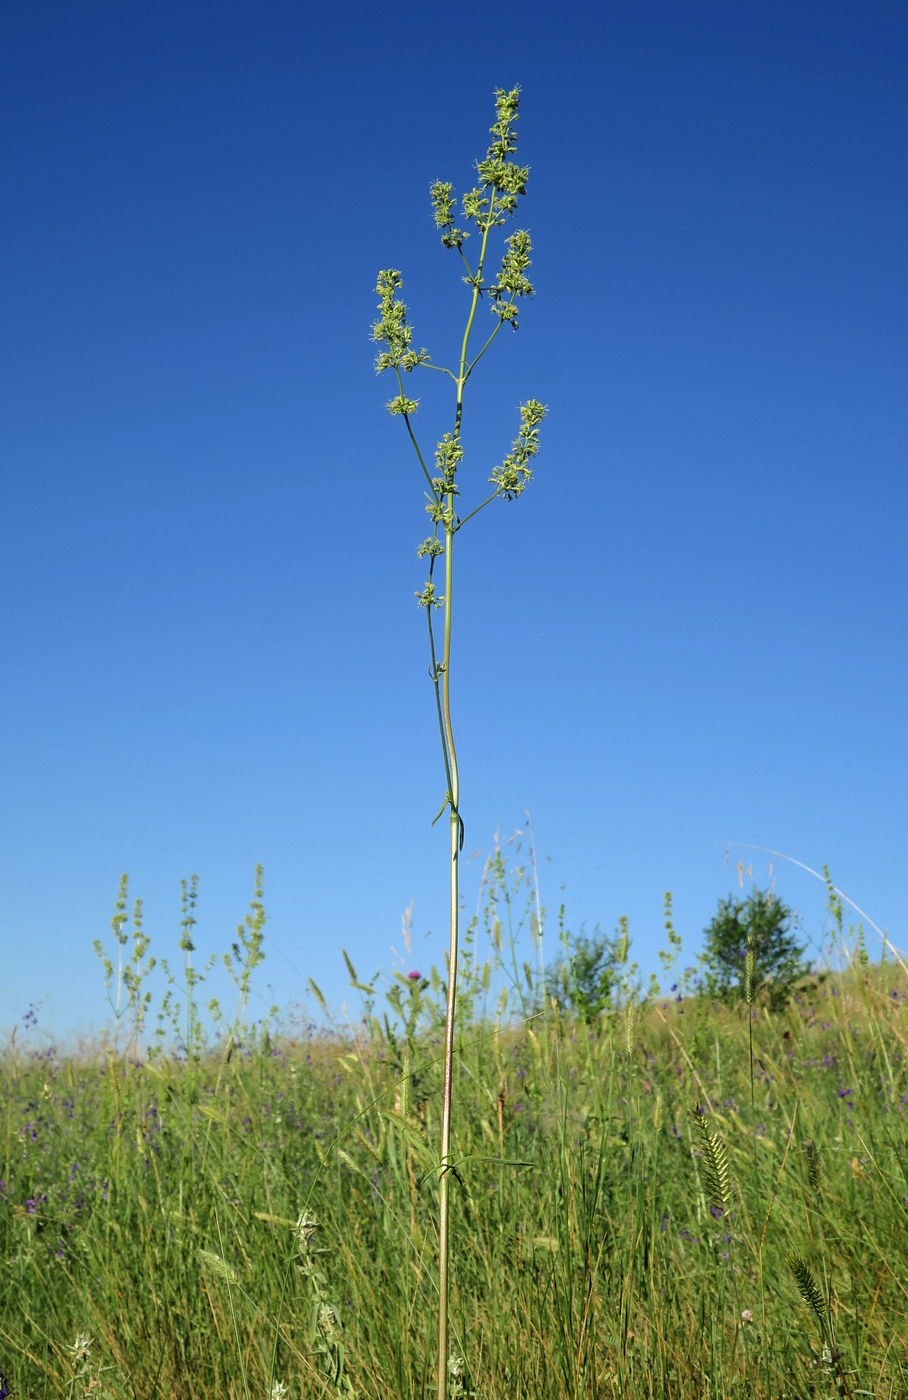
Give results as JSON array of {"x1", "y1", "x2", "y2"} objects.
[
  {"x1": 436, "y1": 195, "x2": 495, "y2": 1400},
  {"x1": 437, "y1": 509, "x2": 460, "y2": 1400}
]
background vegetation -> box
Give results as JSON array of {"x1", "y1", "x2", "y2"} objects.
[{"x1": 2, "y1": 857, "x2": 906, "y2": 1399}]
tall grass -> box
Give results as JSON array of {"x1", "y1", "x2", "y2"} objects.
[{"x1": 3, "y1": 884, "x2": 908, "y2": 1398}]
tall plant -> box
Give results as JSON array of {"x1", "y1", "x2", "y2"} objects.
[{"x1": 371, "y1": 86, "x2": 544, "y2": 1400}]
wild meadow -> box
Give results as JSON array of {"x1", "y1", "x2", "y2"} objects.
[
  {"x1": 3, "y1": 85, "x2": 904, "y2": 1400},
  {"x1": 2, "y1": 851, "x2": 908, "y2": 1400}
]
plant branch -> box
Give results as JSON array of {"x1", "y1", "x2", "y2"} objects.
[
  {"x1": 396, "y1": 382, "x2": 438, "y2": 500},
  {"x1": 456, "y1": 489, "x2": 502, "y2": 531},
  {"x1": 464, "y1": 298, "x2": 515, "y2": 381}
]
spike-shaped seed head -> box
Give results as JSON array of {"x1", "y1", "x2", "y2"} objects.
[
  {"x1": 624, "y1": 1000, "x2": 638, "y2": 1055},
  {"x1": 744, "y1": 936, "x2": 757, "y2": 1006},
  {"x1": 690, "y1": 1109, "x2": 733, "y2": 1216},
  {"x1": 786, "y1": 1249, "x2": 828, "y2": 1329},
  {"x1": 198, "y1": 1248, "x2": 238, "y2": 1284},
  {"x1": 805, "y1": 1139, "x2": 822, "y2": 1201}
]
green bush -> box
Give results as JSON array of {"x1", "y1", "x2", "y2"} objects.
[
  {"x1": 700, "y1": 887, "x2": 809, "y2": 1009},
  {"x1": 547, "y1": 926, "x2": 619, "y2": 1022}
]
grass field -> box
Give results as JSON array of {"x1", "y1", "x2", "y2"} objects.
[{"x1": 3, "y1": 907, "x2": 908, "y2": 1400}]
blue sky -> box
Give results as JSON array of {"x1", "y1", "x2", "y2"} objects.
[{"x1": 1, "y1": 0, "x2": 906, "y2": 1036}]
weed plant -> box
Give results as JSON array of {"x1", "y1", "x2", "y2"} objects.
[
  {"x1": 371, "y1": 85, "x2": 544, "y2": 1400},
  {"x1": 2, "y1": 859, "x2": 908, "y2": 1399}
]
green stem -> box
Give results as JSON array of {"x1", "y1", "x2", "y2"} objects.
[
  {"x1": 426, "y1": 571, "x2": 453, "y2": 801},
  {"x1": 456, "y1": 488, "x2": 501, "y2": 531},
  {"x1": 395, "y1": 366, "x2": 438, "y2": 501},
  {"x1": 436, "y1": 188, "x2": 496, "y2": 1400},
  {"x1": 437, "y1": 512, "x2": 460, "y2": 1400},
  {"x1": 465, "y1": 300, "x2": 515, "y2": 381}
]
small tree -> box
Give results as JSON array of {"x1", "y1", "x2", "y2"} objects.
[
  {"x1": 701, "y1": 888, "x2": 808, "y2": 1009},
  {"x1": 546, "y1": 927, "x2": 617, "y2": 1022}
]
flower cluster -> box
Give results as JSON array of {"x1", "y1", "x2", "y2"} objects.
[
  {"x1": 472, "y1": 87, "x2": 529, "y2": 227},
  {"x1": 431, "y1": 87, "x2": 529, "y2": 252},
  {"x1": 432, "y1": 433, "x2": 463, "y2": 497},
  {"x1": 295, "y1": 1212, "x2": 353, "y2": 1394},
  {"x1": 491, "y1": 230, "x2": 534, "y2": 325},
  {"x1": 430, "y1": 180, "x2": 468, "y2": 251},
  {"x1": 415, "y1": 582, "x2": 443, "y2": 611},
  {"x1": 489, "y1": 400, "x2": 547, "y2": 499},
  {"x1": 371, "y1": 271, "x2": 429, "y2": 379}
]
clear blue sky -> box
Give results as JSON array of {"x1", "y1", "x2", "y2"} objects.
[{"x1": 2, "y1": 0, "x2": 906, "y2": 1036}]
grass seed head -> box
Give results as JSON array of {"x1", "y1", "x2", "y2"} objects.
[
  {"x1": 198, "y1": 1249, "x2": 238, "y2": 1284},
  {"x1": 805, "y1": 1139, "x2": 822, "y2": 1200},
  {"x1": 785, "y1": 1249, "x2": 828, "y2": 1329},
  {"x1": 744, "y1": 938, "x2": 757, "y2": 1006},
  {"x1": 690, "y1": 1109, "x2": 733, "y2": 1216},
  {"x1": 624, "y1": 999, "x2": 638, "y2": 1055}
]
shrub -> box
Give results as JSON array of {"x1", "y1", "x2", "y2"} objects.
[
  {"x1": 700, "y1": 888, "x2": 809, "y2": 1009},
  {"x1": 546, "y1": 923, "x2": 627, "y2": 1023}
]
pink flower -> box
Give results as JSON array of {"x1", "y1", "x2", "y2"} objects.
[
  {"x1": 407, "y1": 970, "x2": 421, "y2": 980},
  {"x1": 741, "y1": 1309, "x2": 753, "y2": 1323}
]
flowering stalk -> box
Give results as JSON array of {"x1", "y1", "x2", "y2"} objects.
[{"x1": 372, "y1": 87, "x2": 544, "y2": 1400}]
